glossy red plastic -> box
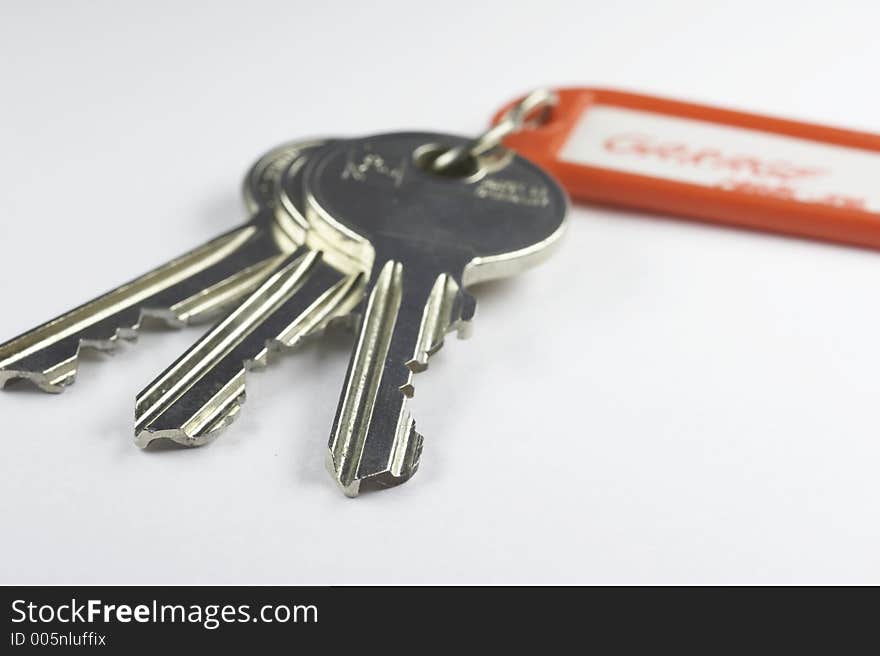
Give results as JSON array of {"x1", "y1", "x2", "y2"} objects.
[{"x1": 493, "y1": 88, "x2": 880, "y2": 250}]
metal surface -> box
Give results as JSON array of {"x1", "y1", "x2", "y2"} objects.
[
  {"x1": 430, "y1": 88, "x2": 558, "y2": 173},
  {"x1": 3, "y1": 130, "x2": 567, "y2": 497},
  {"x1": 134, "y1": 142, "x2": 364, "y2": 447},
  {"x1": 303, "y1": 132, "x2": 568, "y2": 495},
  {"x1": 0, "y1": 142, "x2": 312, "y2": 392}
]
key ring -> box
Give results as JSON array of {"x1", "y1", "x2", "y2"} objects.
[{"x1": 430, "y1": 88, "x2": 558, "y2": 173}]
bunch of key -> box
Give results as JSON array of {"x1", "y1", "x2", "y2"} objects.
[{"x1": 0, "y1": 126, "x2": 568, "y2": 496}]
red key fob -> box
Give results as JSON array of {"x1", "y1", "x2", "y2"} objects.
[{"x1": 493, "y1": 88, "x2": 880, "y2": 250}]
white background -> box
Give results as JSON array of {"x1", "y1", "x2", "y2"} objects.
[{"x1": 1, "y1": 0, "x2": 879, "y2": 584}]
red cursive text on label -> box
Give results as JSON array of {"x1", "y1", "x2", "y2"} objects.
[{"x1": 604, "y1": 133, "x2": 826, "y2": 182}]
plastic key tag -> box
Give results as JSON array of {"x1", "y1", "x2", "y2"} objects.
[{"x1": 493, "y1": 88, "x2": 880, "y2": 250}]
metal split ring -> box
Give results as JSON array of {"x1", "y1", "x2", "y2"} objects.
[{"x1": 430, "y1": 88, "x2": 558, "y2": 174}]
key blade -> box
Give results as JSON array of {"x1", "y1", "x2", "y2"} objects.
[
  {"x1": 0, "y1": 139, "x2": 319, "y2": 393},
  {"x1": 0, "y1": 225, "x2": 289, "y2": 393},
  {"x1": 0, "y1": 227, "x2": 284, "y2": 392},
  {"x1": 305, "y1": 132, "x2": 567, "y2": 495},
  {"x1": 134, "y1": 249, "x2": 363, "y2": 447},
  {"x1": 328, "y1": 260, "x2": 475, "y2": 497}
]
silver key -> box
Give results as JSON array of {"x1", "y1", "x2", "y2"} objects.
[
  {"x1": 0, "y1": 142, "x2": 313, "y2": 392},
  {"x1": 134, "y1": 141, "x2": 364, "y2": 447},
  {"x1": 302, "y1": 132, "x2": 568, "y2": 496}
]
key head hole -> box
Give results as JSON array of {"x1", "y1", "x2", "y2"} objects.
[{"x1": 413, "y1": 143, "x2": 481, "y2": 180}]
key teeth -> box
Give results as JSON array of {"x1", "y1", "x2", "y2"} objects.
[
  {"x1": 400, "y1": 288, "x2": 476, "y2": 386},
  {"x1": 134, "y1": 321, "x2": 337, "y2": 449},
  {"x1": 135, "y1": 264, "x2": 363, "y2": 450},
  {"x1": 1, "y1": 226, "x2": 290, "y2": 395},
  {"x1": 135, "y1": 344, "x2": 277, "y2": 449},
  {"x1": 134, "y1": 394, "x2": 244, "y2": 449},
  {"x1": 326, "y1": 275, "x2": 475, "y2": 497},
  {"x1": 0, "y1": 306, "x2": 193, "y2": 395},
  {"x1": 0, "y1": 368, "x2": 72, "y2": 393},
  {"x1": 456, "y1": 290, "x2": 477, "y2": 339}
]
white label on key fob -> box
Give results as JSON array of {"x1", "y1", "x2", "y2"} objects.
[{"x1": 559, "y1": 105, "x2": 880, "y2": 212}]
